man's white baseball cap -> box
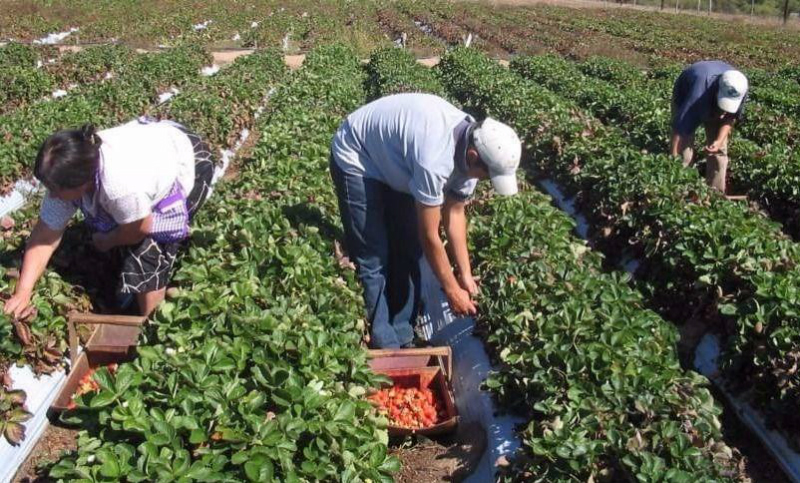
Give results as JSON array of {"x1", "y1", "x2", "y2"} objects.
[
  {"x1": 472, "y1": 118, "x2": 521, "y2": 196},
  {"x1": 717, "y1": 70, "x2": 748, "y2": 114}
]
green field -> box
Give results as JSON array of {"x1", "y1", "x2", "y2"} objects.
[{"x1": 1, "y1": 1, "x2": 800, "y2": 481}]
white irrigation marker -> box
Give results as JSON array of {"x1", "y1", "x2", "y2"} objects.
[
  {"x1": 212, "y1": 87, "x2": 276, "y2": 187},
  {"x1": 157, "y1": 87, "x2": 180, "y2": 104},
  {"x1": 201, "y1": 64, "x2": 220, "y2": 76},
  {"x1": 193, "y1": 20, "x2": 212, "y2": 31},
  {"x1": 33, "y1": 27, "x2": 79, "y2": 45},
  {"x1": 696, "y1": 335, "x2": 800, "y2": 483}
]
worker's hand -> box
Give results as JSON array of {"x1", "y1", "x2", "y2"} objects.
[
  {"x1": 92, "y1": 232, "x2": 114, "y2": 253},
  {"x1": 4, "y1": 289, "x2": 35, "y2": 320},
  {"x1": 457, "y1": 273, "x2": 480, "y2": 298},
  {"x1": 704, "y1": 142, "x2": 723, "y2": 154},
  {"x1": 445, "y1": 286, "x2": 477, "y2": 317}
]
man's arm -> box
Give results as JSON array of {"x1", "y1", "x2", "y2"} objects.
[
  {"x1": 670, "y1": 131, "x2": 683, "y2": 157},
  {"x1": 705, "y1": 119, "x2": 734, "y2": 153},
  {"x1": 442, "y1": 196, "x2": 477, "y2": 295},
  {"x1": 92, "y1": 215, "x2": 153, "y2": 252},
  {"x1": 417, "y1": 202, "x2": 477, "y2": 316}
]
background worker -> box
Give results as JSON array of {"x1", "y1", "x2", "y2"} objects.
[
  {"x1": 670, "y1": 61, "x2": 748, "y2": 193},
  {"x1": 330, "y1": 93, "x2": 521, "y2": 349},
  {"x1": 4, "y1": 118, "x2": 214, "y2": 318}
]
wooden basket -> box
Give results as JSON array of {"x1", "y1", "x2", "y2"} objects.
[
  {"x1": 50, "y1": 312, "x2": 146, "y2": 413},
  {"x1": 367, "y1": 346, "x2": 458, "y2": 436}
]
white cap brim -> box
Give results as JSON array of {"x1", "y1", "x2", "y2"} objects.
[
  {"x1": 491, "y1": 173, "x2": 518, "y2": 196},
  {"x1": 718, "y1": 94, "x2": 743, "y2": 114}
]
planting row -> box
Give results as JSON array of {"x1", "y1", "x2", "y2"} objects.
[
  {"x1": 472, "y1": 185, "x2": 738, "y2": 482},
  {"x1": 510, "y1": 54, "x2": 800, "y2": 240},
  {"x1": 437, "y1": 47, "x2": 800, "y2": 450},
  {"x1": 4, "y1": 0, "x2": 800, "y2": 69},
  {"x1": 0, "y1": 42, "x2": 55, "y2": 68},
  {"x1": 1, "y1": 0, "x2": 395, "y2": 54},
  {"x1": 364, "y1": 47, "x2": 445, "y2": 101},
  {"x1": 0, "y1": 48, "x2": 288, "y2": 448},
  {"x1": 0, "y1": 45, "x2": 137, "y2": 115},
  {"x1": 154, "y1": 48, "x2": 287, "y2": 153},
  {"x1": 0, "y1": 45, "x2": 210, "y2": 189},
  {"x1": 366, "y1": 46, "x2": 739, "y2": 481},
  {"x1": 47, "y1": 45, "x2": 397, "y2": 481},
  {"x1": 580, "y1": 56, "x2": 800, "y2": 146}
]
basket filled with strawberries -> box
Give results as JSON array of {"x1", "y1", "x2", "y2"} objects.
[{"x1": 367, "y1": 346, "x2": 458, "y2": 436}]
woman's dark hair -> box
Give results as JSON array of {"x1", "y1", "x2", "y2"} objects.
[{"x1": 34, "y1": 124, "x2": 101, "y2": 190}]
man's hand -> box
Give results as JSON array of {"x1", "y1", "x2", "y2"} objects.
[
  {"x1": 4, "y1": 289, "x2": 34, "y2": 320},
  {"x1": 92, "y1": 232, "x2": 114, "y2": 252},
  {"x1": 704, "y1": 141, "x2": 723, "y2": 154},
  {"x1": 445, "y1": 286, "x2": 477, "y2": 317},
  {"x1": 458, "y1": 272, "x2": 479, "y2": 297}
]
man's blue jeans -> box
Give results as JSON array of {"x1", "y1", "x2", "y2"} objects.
[{"x1": 330, "y1": 158, "x2": 422, "y2": 348}]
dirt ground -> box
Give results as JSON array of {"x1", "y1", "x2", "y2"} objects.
[
  {"x1": 390, "y1": 422, "x2": 487, "y2": 483},
  {"x1": 12, "y1": 424, "x2": 78, "y2": 483}
]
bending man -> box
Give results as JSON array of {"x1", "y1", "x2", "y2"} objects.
[
  {"x1": 330, "y1": 93, "x2": 521, "y2": 349},
  {"x1": 670, "y1": 60, "x2": 748, "y2": 193}
]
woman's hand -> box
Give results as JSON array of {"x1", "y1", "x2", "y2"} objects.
[
  {"x1": 5, "y1": 219, "x2": 65, "y2": 320},
  {"x1": 4, "y1": 288, "x2": 35, "y2": 320}
]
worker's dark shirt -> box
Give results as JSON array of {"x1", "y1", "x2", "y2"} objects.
[{"x1": 672, "y1": 60, "x2": 746, "y2": 136}]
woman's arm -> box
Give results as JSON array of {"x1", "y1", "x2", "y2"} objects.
[
  {"x1": 92, "y1": 215, "x2": 153, "y2": 252},
  {"x1": 4, "y1": 220, "x2": 65, "y2": 318}
]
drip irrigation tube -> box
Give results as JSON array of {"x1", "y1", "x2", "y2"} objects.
[
  {"x1": 696, "y1": 335, "x2": 800, "y2": 483},
  {"x1": 417, "y1": 261, "x2": 524, "y2": 481}
]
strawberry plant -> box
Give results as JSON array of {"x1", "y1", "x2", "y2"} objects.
[
  {"x1": 0, "y1": 385, "x2": 31, "y2": 446},
  {"x1": 365, "y1": 47, "x2": 445, "y2": 101},
  {"x1": 0, "y1": 42, "x2": 52, "y2": 68},
  {"x1": 0, "y1": 67, "x2": 55, "y2": 114},
  {"x1": 471, "y1": 184, "x2": 738, "y2": 482},
  {"x1": 511, "y1": 54, "x2": 800, "y2": 240},
  {"x1": 0, "y1": 45, "x2": 137, "y2": 115},
  {"x1": 0, "y1": 45, "x2": 210, "y2": 188},
  {"x1": 0, "y1": 46, "x2": 293, "y2": 449},
  {"x1": 155, "y1": 48, "x2": 287, "y2": 152},
  {"x1": 364, "y1": 45, "x2": 736, "y2": 480},
  {"x1": 438, "y1": 46, "x2": 800, "y2": 451},
  {"x1": 48, "y1": 45, "x2": 398, "y2": 482}
]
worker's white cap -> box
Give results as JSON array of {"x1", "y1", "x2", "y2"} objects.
[
  {"x1": 717, "y1": 70, "x2": 748, "y2": 114},
  {"x1": 472, "y1": 118, "x2": 521, "y2": 196}
]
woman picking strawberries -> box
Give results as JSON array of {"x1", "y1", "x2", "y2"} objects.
[{"x1": 4, "y1": 118, "x2": 214, "y2": 317}]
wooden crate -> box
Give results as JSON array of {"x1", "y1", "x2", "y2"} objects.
[
  {"x1": 50, "y1": 312, "x2": 146, "y2": 413},
  {"x1": 367, "y1": 346, "x2": 458, "y2": 436}
]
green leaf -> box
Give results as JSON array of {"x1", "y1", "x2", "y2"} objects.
[{"x1": 89, "y1": 390, "x2": 117, "y2": 408}]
